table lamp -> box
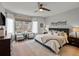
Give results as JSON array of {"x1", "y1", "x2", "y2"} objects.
[{"x1": 73, "y1": 27, "x2": 79, "y2": 38}]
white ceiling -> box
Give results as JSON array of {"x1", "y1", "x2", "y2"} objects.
[{"x1": 1, "y1": 2, "x2": 79, "y2": 17}]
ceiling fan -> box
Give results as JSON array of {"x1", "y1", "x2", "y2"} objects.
[{"x1": 35, "y1": 2, "x2": 51, "y2": 12}]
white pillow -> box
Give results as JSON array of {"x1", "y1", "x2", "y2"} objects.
[{"x1": 50, "y1": 30, "x2": 58, "y2": 35}]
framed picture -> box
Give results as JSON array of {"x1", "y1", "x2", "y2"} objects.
[
  {"x1": 51, "y1": 21, "x2": 67, "y2": 26},
  {"x1": 40, "y1": 23, "x2": 43, "y2": 28}
]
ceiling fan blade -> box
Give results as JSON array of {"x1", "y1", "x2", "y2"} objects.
[
  {"x1": 35, "y1": 2, "x2": 51, "y2": 12},
  {"x1": 42, "y1": 7, "x2": 51, "y2": 11},
  {"x1": 40, "y1": 4, "x2": 43, "y2": 8}
]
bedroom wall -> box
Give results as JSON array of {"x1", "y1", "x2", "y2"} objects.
[
  {"x1": 0, "y1": 3, "x2": 5, "y2": 13},
  {"x1": 32, "y1": 17, "x2": 45, "y2": 34},
  {"x1": 45, "y1": 7, "x2": 79, "y2": 37},
  {"x1": 6, "y1": 13, "x2": 15, "y2": 35},
  {"x1": 0, "y1": 3, "x2": 5, "y2": 25},
  {"x1": 5, "y1": 13, "x2": 45, "y2": 34},
  {"x1": 0, "y1": 4, "x2": 16, "y2": 39},
  {"x1": 45, "y1": 7, "x2": 79, "y2": 28},
  {"x1": 0, "y1": 3, "x2": 6, "y2": 37}
]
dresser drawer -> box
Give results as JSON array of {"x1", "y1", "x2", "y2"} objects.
[
  {"x1": 68, "y1": 37, "x2": 79, "y2": 47},
  {"x1": 0, "y1": 39, "x2": 10, "y2": 56}
]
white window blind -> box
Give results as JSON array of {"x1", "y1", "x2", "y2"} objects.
[{"x1": 32, "y1": 21, "x2": 38, "y2": 33}]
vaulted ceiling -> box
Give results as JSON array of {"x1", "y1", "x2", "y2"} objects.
[{"x1": 1, "y1": 2, "x2": 79, "y2": 17}]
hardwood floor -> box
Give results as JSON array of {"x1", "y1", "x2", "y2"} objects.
[
  {"x1": 59, "y1": 45, "x2": 79, "y2": 56},
  {"x1": 11, "y1": 40, "x2": 56, "y2": 56},
  {"x1": 11, "y1": 39, "x2": 79, "y2": 56}
]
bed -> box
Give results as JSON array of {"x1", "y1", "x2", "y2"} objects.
[{"x1": 35, "y1": 28, "x2": 69, "y2": 54}]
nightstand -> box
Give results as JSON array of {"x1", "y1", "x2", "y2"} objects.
[{"x1": 68, "y1": 37, "x2": 79, "y2": 47}]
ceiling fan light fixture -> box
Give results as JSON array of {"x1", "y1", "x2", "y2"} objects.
[{"x1": 39, "y1": 8, "x2": 43, "y2": 11}]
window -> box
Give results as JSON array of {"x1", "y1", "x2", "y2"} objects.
[
  {"x1": 6, "y1": 18, "x2": 14, "y2": 34},
  {"x1": 32, "y1": 21, "x2": 38, "y2": 33},
  {"x1": 15, "y1": 20, "x2": 32, "y2": 32}
]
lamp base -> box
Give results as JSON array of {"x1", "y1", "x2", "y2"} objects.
[{"x1": 75, "y1": 32, "x2": 77, "y2": 38}]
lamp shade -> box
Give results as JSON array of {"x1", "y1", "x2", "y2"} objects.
[{"x1": 73, "y1": 27, "x2": 79, "y2": 32}]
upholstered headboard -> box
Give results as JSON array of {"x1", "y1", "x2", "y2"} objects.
[{"x1": 49, "y1": 28, "x2": 69, "y2": 39}]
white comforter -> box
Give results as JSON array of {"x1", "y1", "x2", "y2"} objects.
[
  {"x1": 35, "y1": 33, "x2": 68, "y2": 53},
  {"x1": 45, "y1": 40, "x2": 60, "y2": 53}
]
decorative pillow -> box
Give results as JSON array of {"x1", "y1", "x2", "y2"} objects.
[
  {"x1": 51, "y1": 30, "x2": 54, "y2": 34},
  {"x1": 50, "y1": 30, "x2": 58, "y2": 35},
  {"x1": 44, "y1": 32, "x2": 48, "y2": 34},
  {"x1": 57, "y1": 31, "x2": 65, "y2": 36},
  {"x1": 61, "y1": 32, "x2": 65, "y2": 36}
]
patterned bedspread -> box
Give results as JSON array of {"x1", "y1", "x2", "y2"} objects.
[{"x1": 35, "y1": 33, "x2": 68, "y2": 54}]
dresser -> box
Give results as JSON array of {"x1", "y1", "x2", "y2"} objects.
[{"x1": 0, "y1": 38, "x2": 10, "y2": 56}]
